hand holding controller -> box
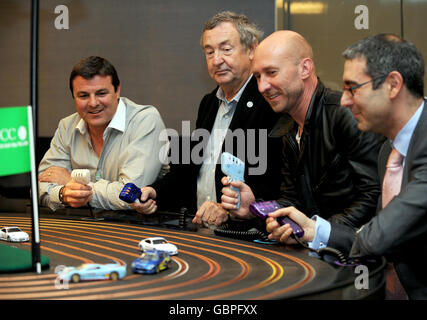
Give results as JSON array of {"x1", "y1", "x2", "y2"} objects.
[
  {"x1": 71, "y1": 169, "x2": 91, "y2": 185},
  {"x1": 119, "y1": 183, "x2": 142, "y2": 203},
  {"x1": 221, "y1": 152, "x2": 245, "y2": 209},
  {"x1": 249, "y1": 200, "x2": 304, "y2": 238},
  {"x1": 70, "y1": 169, "x2": 98, "y2": 219}
]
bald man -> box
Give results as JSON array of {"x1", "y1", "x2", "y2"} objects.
[{"x1": 221, "y1": 30, "x2": 383, "y2": 232}]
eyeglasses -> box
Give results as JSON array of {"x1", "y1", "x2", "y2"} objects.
[{"x1": 342, "y1": 75, "x2": 387, "y2": 96}]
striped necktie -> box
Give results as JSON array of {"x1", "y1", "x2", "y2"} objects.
[
  {"x1": 382, "y1": 148, "x2": 407, "y2": 299},
  {"x1": 382, "y1": 148, "x2": 404, "y2": 208}
]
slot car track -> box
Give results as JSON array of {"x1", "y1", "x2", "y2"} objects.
[{"x1": 0, "y1": 213, "x2": 385, "y2": 300}]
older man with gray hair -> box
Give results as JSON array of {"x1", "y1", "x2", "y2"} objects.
[{"x1": 132, "y1": 11, "x2": 281, "y2": 227}]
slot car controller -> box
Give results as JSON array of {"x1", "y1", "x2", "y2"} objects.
[
  {"x1": 221, "y1": 152, "x2": 245, "y2": 209},
  {"x1": 119, "y1": 183, "x2": 142, "y2": 204},
  {"x1": 71, "y1": 169, "x2": 91, "y2": 185},
  {"x1": 249, "y1": 200, "x2": 304, "y2": 238},
  {"x1": 71, "y1": 169, "x2": 104, "y2": 221}
]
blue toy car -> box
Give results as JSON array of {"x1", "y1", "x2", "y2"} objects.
[
  {"x1": 57, "y1": 263, "x2": 127, "y2": 283},
  {"x1": 132, "y1": 249, "x2": 171, "y2": 274}
]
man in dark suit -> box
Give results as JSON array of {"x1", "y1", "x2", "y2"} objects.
[
  {"x1": 266, "y1": 34, "x2": 427, "y2": 299},
  {"x1": 131, "y1": 11, "x2": 280, "y2": 227}
]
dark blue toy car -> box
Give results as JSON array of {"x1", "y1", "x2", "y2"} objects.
[{"x1": 131, "y1": 249, "x2": 171, "y2": 274}]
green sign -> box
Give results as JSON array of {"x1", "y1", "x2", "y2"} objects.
[{"x1": 0, "y1": 106, "x2": 31, "y2": 176}]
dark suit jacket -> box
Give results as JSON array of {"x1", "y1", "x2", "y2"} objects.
[
  {"x1": 151, "y1": 76, "x2": 282, "y2": 213},
  {"x1": 328, "y1": 100, "x2": 427, "y2": 299}
]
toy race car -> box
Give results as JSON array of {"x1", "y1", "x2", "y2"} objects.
[
  {"x1": 138, "y1": 237, "x2": 178, "y2": 255},
  {"x1": 132, "y1": 249, "x2": 171, "y2": 274},
  {"x1": 0, "y1": 226, "x2": 30, "y2": 242},
  {"x1": 56, "y1": 263, "x2": 127, "y2": 283}
]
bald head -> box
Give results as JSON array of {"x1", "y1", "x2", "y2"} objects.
[
  {"x1": 252, "y1": 30, "x2": 318, "y2": 117},
  {"x1": 257, "y1": 30, "x2": 314, "y2": 65}
]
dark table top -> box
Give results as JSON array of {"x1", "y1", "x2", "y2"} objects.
[{"x1": 0, "y1": 211, "x2": 386, "y2": 301}]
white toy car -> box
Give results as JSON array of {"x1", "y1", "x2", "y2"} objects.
[
  {"x1": 138, "y1": 237, "x2": 178, "y2": 255},
  {"x1": 0, "y1": 226, "x2": 30, "y2": 242}
]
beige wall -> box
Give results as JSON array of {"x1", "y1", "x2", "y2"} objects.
[
  {"x1": 276, "y1": 0, "x2": 427, "y2": 94},
  {"x1": 1, "y1": 0, "x2": 426, "y2": 139},
  {"x1": 0, "y1": 0, "x2": 275, "y2": 136}
]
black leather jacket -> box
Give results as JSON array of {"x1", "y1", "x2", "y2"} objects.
[{"x1": 270, "y1": 81, "x2": 384, "y2": 228}]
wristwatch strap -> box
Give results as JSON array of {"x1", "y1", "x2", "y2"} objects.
[{"x1": 58, "y1": 186, "x2": 66, "y2": 204}]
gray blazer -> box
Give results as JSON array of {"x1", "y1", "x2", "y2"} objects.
[{"x1": 328, "y1": 100, "x2": 427, "y2": 299}]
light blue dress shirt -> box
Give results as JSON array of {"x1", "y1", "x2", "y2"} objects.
[
  {"x1": 196, "y1": 75, "x2": 252, "y2": 208},
  {"x1": 309, "y1": 101, "x2": 425, "y2": 251}
]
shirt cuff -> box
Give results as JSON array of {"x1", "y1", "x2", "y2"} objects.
[
  {"x1": 308, "y1": 215, "x2": 331, "y2": 251},
  {"x1": 87, "y1": 182, "x2": 96, "y2": 207},
  {"x1": 44, "y1": 184, "x2": 65, "y2": 211},
  {"x1": 51, "y1": 185, "x2": 63, "y2": 204}
]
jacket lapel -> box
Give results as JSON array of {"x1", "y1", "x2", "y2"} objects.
[
  {"x1": 198, "y1": 76, "x2": 258, "y2": 132},
  {"x1": 402, "y1": 99, "x2": 427, "y2": 186},
  {"x1": 228, "y1": 76, "x2": 258, "y2": 131}
]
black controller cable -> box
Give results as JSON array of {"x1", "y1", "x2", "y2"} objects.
[
  {"x1": 214, "y1": 221, "x2": 348, "y2": 265},
  {"x1": 292, "y1": 234, "x2": 348, "y2": 265},
  {"x1": 214, "y1": 225, "x2": 268, "y2": 242}
]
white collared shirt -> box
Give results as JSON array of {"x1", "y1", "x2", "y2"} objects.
[{"x1": 39, "y1": 97, "x2": 169, "y2": 211}]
